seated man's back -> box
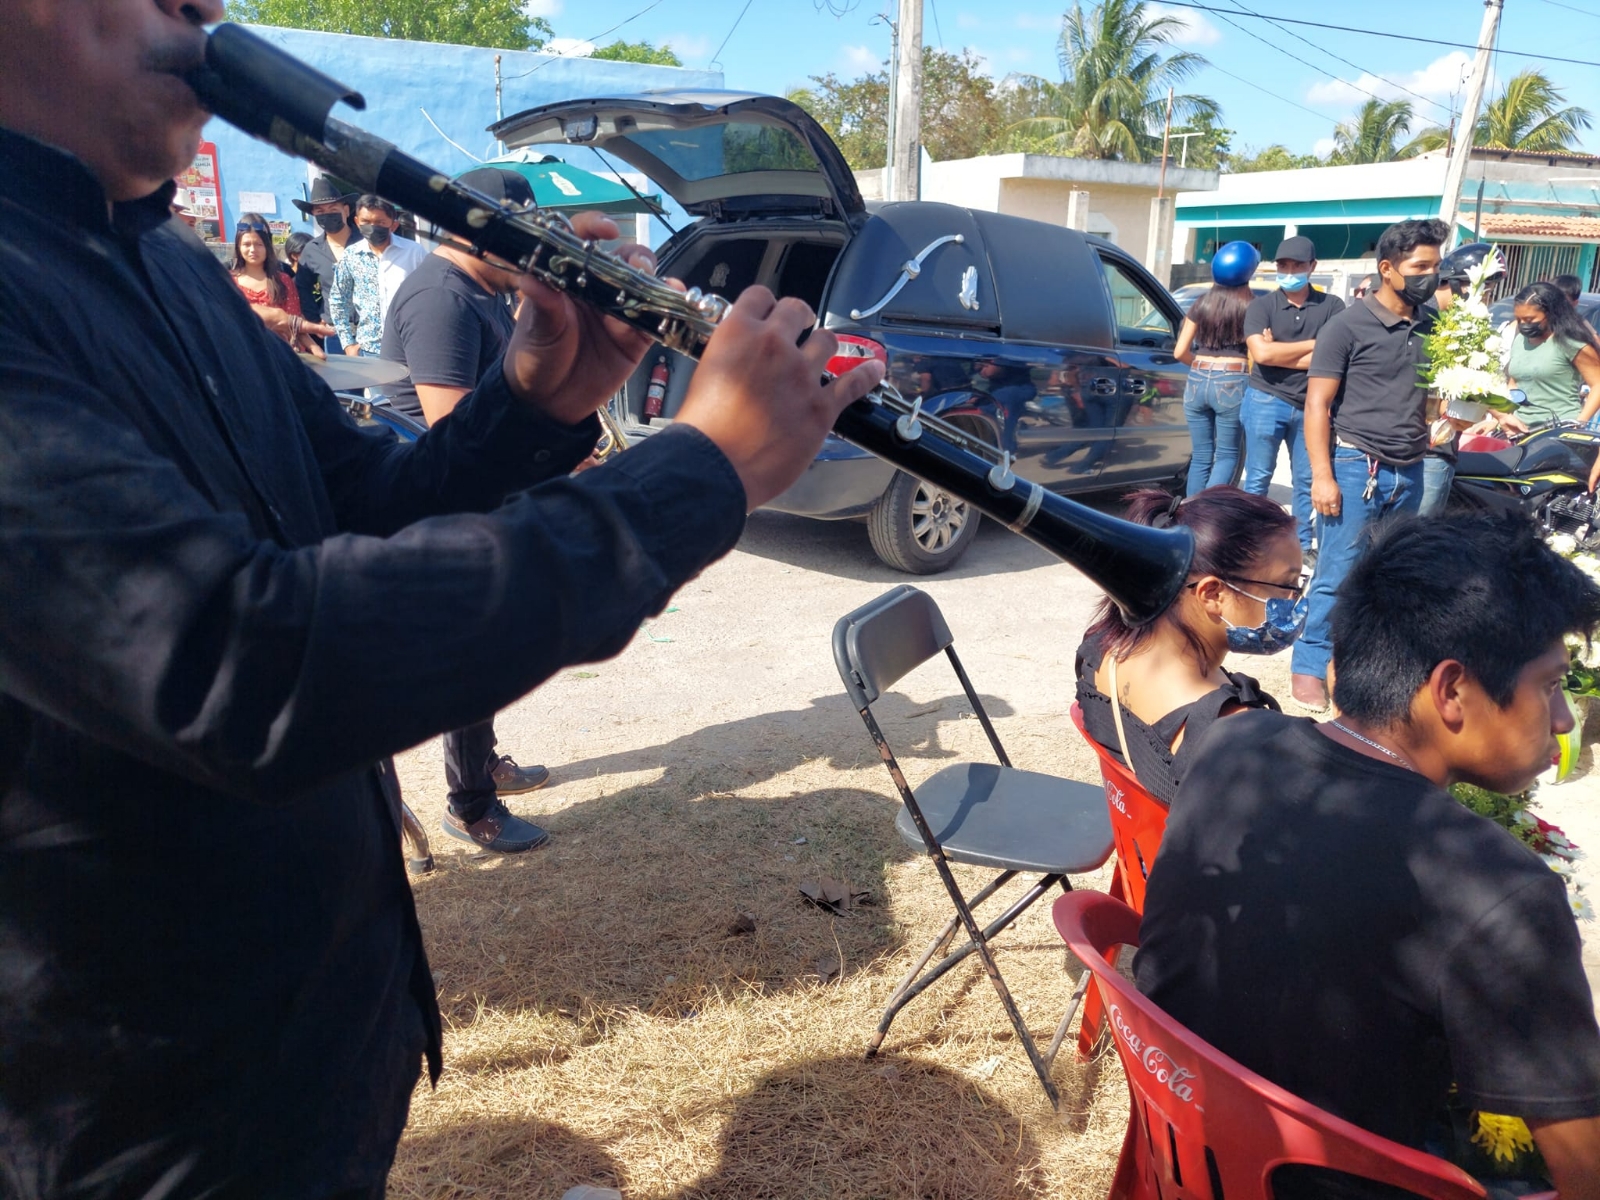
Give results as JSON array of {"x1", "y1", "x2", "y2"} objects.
[
  {"x1": 1135, "y1": 513, "x2": 1600, "y2": 1197},
  {"x1": 1136, "y1": 706, "x2": 1595, "y2": 1150}
]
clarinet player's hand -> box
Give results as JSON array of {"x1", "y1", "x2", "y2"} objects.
[
  {"x1": 503, "y1": 211, "x2": 662, "y2": 424},
  {"x1": 675, "y1": 287, "x2": 885, "y2": 512}
]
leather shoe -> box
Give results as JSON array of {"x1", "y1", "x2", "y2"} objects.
[
  {"x1": 442, "y1": 800, "x2": 550, "y2": 853},
  {"x1": 491, "y1": 755, "x2": 551, "y2": 795},
  {"x1": 1290, "y1": 673, "x2": 1329, "y2": 713}
]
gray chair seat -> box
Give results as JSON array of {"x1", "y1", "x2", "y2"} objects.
[{"x1": 896, "y1": 763, "x2": 1114, "y2": 875}]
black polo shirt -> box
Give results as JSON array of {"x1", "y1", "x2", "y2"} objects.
[
  {"x1": 1137, "y1": 711, "x2": 1600, "y2": 1153},
  {"x1": 1308, "y1": 294, "x2": 1433, "y2": 465},
  {"x1": 1245, "y1": 287, "x2": 1345, "y2": 407}
]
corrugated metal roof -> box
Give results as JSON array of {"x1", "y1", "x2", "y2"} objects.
[{"x1": 1478, "y1": 213, "x2": 1600, "y2": 240}]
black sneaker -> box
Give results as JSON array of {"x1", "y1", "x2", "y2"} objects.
[
  {"x1": 491, "y1": 755, "x2": 551, "y2": 795},
  {"x1": 442, "y1": 800, "x2": 550, "y2": 853}
]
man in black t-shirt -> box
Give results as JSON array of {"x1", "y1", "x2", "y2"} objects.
[
  {"x1": 1290, "y1": 218, "x2": 1446, "y2": 712},
  {"x1": 381, "y1": 168, "x2": 556, "y2": 853},
  {"x1": 1139, "y1": 514, "x2": 1600, "y2": 1197},
  {"x1": 1240, "y1": 236, "x2": 1344, "y2": 560}
]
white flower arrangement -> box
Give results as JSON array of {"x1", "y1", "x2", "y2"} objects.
[{"x1": 1422, "y1": 247, "x2": 1520, "y2": 413}]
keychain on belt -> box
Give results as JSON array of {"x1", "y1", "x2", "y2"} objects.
[{"x1": 1362, "y1": 455, "x2": 1379, "y2": 501}]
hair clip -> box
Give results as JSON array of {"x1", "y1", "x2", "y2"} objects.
[{"x1": 1151, "y1": 492, "x2": 1183, "y2": 529}]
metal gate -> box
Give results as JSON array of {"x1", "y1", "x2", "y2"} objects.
[{"x1": 1493, "y1": 242, "x2": 1585, "y2": 298}]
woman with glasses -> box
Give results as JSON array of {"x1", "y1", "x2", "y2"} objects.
[
  {"x1": 229, "y1": 212, "x2": 302, "y2": 325},
  {"x1": 1075, "y1": 486, "x2": 1303, "y2": 805}
]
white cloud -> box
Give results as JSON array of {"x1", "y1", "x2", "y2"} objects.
[
  {"x1": 1148, "y1": 3, "x2": 1222, "y2": 46},
  {"x1": 543, "y1": 36, "x2": 596, "y2": 56},
  {"x1": 841, "y1": 43, "x2": 881, "y2": 73},
  {"x1": 662, "y1": 32, "x2": 713, "y2": 60},
  {"x1": 523, "y1": 0, "x2": 562, "y2": 17},
  {"x1": 1014, "y1": 12, "x2": 1062, "y2": 31},
  {"x1": 956, "y1": 12, "x2": 983, "y2": 30},
  {"x1": 1306, "y1": 51, "x2": 1473, "y2": 110},
  {"x1": 1313, "y1": 136, "x2": 1338, "y2": 157}
]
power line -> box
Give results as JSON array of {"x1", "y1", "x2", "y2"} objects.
[
  {"x1": 1535, "y1": 0, "x2": 1600, "y2": 17},
  {"x1": 928, "y1": 0, "x2": 944, "y2": 48},
  {"x1": 710, "y1": 0, "x2": 758, "y2": 67},
  {"x1": 1220, "y1": 0, "x2": 1452, "y2": 117},
  {"x1": 1203, "y1": 60, "x2": 1341, "y2": 124},
  {"x1": 507, "y1": 0, "x2": 670, "y2": 79},
  {"x1": 1153, "y1": 0, "x2": 1600, "y2": 70}
]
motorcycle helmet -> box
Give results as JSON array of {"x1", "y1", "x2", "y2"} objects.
[
  {"x1": 1438, "y1": 241, "x2": 1493, "y2": 289},
  {"x1": 1210, "y1": 240, "x2": 1261, "y2": 288}
]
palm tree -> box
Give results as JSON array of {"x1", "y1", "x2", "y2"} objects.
[
  {"x1": 1328, "y1": 97, "x2": 1415, "y2": 165},
  {"x1": 1401, "y1": 69, "x2": 1591, "y2": 157},
  {"x1": 997, "y1": 0, "x2": 1219, "y2": 161}
]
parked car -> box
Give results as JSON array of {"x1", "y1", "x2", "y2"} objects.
[
  {"x1": 1489, "y1": 291, "x2": 1600, "y2": 330},
  {"x1": 492, "y1": 92, "x2": 1193, "y2": 573},
  {"x1": 1170, "y1": 281, "x2": 1272, "y2": 313}
]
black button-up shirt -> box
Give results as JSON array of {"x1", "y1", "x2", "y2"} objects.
[{"x1": 0, "y1": 125, "x2": 745, "y2": 1197}]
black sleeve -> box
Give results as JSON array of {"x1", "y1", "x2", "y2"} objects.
[
  {"x1": 389, "y1": 286, "x2": 487, "y2": 389},
  {"x1": 1442, "y1": 871, "x2": 1600, "y2": 1120},
  {"x1": 1323, "y1": 293, "x2": 1346, "y2": 317},
  {"x1": 1308, "y1": 312, "x2": 1355, "y2": 379},
  {"x1": 1244, "y1": 294, "x2": 1273, "y2": 337},
  {"x1": 0, "y1": 333, "x2": 748, "y2": 801},
  {"x1": 294, "y1": 263, "x2": 319, "y2": 322}
]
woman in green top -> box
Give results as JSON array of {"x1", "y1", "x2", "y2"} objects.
[{"x1": 1505, "y1": 280, "x2": 1600, "y2": 425}]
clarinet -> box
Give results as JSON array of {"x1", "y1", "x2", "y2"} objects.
[{"x1": 187, "y1": 24, "x2": 1193, "y2": 624}]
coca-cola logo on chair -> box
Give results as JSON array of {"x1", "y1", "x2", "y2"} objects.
[
  {"x1": 1109, "y1": 1003, "x2": 1199, "y2": 1106},
  {"x1": 1104, "y1": 781, "x2": 1129, "y2": 817}
]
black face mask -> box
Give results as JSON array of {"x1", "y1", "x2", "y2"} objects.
[
  {"x1": 1518, "y1": 320, "x2": 1548, "y2": 338},
  {"x1": 358, "y1": 223, "x2": 392, "y2": 247},
  {"x1": 314, "y1": 212, "x2": 346, "y2": 234},
  {"x1": 1390, "y1": 271, "x2": 1439, "y2": 306}
]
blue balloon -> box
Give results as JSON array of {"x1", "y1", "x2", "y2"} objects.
[{"x1": 1211, "y1": 240, "x2": 1262, "y2": 288}]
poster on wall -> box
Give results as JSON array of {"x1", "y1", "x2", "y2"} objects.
[{"x1": 177, "y1": 140, "x2": 227, "y2": 244}]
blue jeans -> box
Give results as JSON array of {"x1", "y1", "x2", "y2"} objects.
[
  {"x1": 1290, "y1": 447, "x2": 1425, "y2": 680},
  {"x1": 1240, "y1": 387, "x2": 1313, "y2": 552},
  {"x1": 1183, "y1": 367, "x2": 1247, "y2": 495},
  {"x1": 1419, "y1": 454, "x2": 1454, "y2": 517}
]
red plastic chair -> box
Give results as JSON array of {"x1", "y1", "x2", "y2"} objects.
[
  {"x1": 1053, "y1": 890, "x2": 1523, "y2": 1200},
  {"x1": 1070, "y1": 703, "x2": 1170, "y2": 915}
]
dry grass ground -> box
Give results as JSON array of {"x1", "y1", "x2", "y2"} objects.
[{"x1": 381, "y1": 506, "x2": 1600, "y2": 1199}]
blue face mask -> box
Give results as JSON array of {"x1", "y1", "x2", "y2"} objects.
[
  {"x1": 1223, "y1": 584, "x2": 1309, "y2": 655},
  {"x1": 1277, "y1": 272, "x2": 1310, "y2": 291}
]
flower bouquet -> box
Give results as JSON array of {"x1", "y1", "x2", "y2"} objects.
[{"x1": 1420, "y1": 246, "x2": 1521, "y2": 426}]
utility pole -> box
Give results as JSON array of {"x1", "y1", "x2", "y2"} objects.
[
  {"x1": 1439, "y1": 0, "x2": 1504, "y2": 249},
  {"x1": 1157, "y1": 87, "x2": 1175, "y2": 199},
  {"x1": 874, "y1": 12, "x2": 900, "y2": 200},
  {"x1": 890, "y1": 0, "x2": 923, "y2": 201}
]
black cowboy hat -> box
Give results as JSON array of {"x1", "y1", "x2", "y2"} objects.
[{"x1": 291, "y1": 176, "x2": 360, "y2": 215}]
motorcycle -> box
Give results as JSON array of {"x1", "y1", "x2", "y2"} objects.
[{"x1": 1448, "y1": 421, "x2": 1600, "y2": 549}]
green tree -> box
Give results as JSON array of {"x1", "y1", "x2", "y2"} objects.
[
  {"x1": 1402, "y1": 69, "x2": 1592, "y2": 156},
  {"x1": 1327, "y1": 97, "x2": 1414, "y2": 165},
  {"x1": 1229, "y1": 143, "x2": 1324, "y2": 173},
  {"x1": 793, "y1": 48, "x2": 1001, "y2": 170},
  {"x1": 1171, "y1": 111, "x2": 1233, "y2": 170},
  {"x1": 224, "y1": 0, "x2": 550, "y2": 50},
  {"x1": 998, "y1": 0, "x2": 1220, "y2": 161},
  {"x1": 590, "y1": 39, "x2": 682, "y2": 66}
]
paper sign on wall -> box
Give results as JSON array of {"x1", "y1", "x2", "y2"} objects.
[{"x1": 239, "y1": 191, "x2": 277, "y2": 214}]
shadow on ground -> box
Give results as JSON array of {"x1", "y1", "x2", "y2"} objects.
[
  {"x1": 553, "y1": 689, "x2": 1013, "y2": 791},
  {"x1": 674, "y1": 1054, "x2": 1043, "y2": 1199},
  {"x1": 416, "y1": 783, "x2": 919, "y2": 1028}
]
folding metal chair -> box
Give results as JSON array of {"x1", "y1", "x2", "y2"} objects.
[{"x1": 832, "y1": 585, "x2": 1115, "y2": 1106}]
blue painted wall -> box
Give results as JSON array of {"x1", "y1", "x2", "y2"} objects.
[{"x1": 206, "y1": 25, "x2": 723, "y2": 245}]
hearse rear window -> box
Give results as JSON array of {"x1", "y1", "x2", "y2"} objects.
[{"x1": 625, "y1": 123, "x2": 819, "y2": 181}]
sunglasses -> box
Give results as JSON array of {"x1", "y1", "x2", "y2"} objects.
[
  {"x1": 238, "y1": 223, "x2": 269, "y2": 234},
  {"x1": 1186, "y1": 576, "x2": 1305, "y2": 601}
]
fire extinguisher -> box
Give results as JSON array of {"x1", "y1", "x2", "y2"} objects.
[{"x1": 642, "y1": 355, "x2": 669, "y2": 422}]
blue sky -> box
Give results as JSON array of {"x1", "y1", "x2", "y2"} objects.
[{"x1": 527, "y1": 0, "x2": 1600, "y2": 160}]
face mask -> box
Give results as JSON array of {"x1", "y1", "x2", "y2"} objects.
[
  {"x1": 1276, "y1": 272, "x2": 1309, "y2": 291},
  {"x1": 359, "y1": 223, "x2": 392, "y2": 246},
  {"x1": 314, "y1": 211, "x2": 346, "y2": 233},
  {"x1": 1390, "y1": 271, "x2": 1439, "y2": 306},
  {"x1": 1518, "y1": 320, "x2": 1548, "y2": 338},
  {"x1": 1222, "y1": 584, "x2": 1308, "y2": 655}
]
